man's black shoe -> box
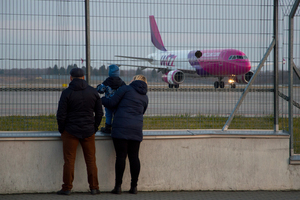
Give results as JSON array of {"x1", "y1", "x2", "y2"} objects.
[
  {"x1": 57, "y1": 189, "x2": 71, "y2": 195},
  {"x1": 91, "y1": 189, "x2": 101, "y2": 195}
]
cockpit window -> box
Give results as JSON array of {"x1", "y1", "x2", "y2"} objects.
[{"x1": 229, "y1": 55, "x2": 248, "y2": 60}]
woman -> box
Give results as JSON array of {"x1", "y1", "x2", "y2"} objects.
[{"x1": 101, "y1": 75, "x2": 148, "y2": 194}]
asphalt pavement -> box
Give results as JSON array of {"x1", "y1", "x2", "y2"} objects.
[{"x1": 1, "y1": 191, "x2": 300, "y2": 200}]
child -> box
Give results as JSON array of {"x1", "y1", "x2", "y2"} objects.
[{"x1": 97, "y1": 64, "x2": 126, "y2": 133}]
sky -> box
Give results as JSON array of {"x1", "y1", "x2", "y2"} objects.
[{"x1": 0, "y1": 0, "x2": 299, "y2": 71}]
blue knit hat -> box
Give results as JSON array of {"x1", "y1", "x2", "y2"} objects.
[{"x1": 108, "y1": 64, "x2": 120, "y2": 77}]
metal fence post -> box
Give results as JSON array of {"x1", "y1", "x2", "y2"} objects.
[
  {"x1": 288, "y1": 0, "x2": 300, "y2": 157},
  {"x1": 85, "y1": 0, "x2": 91, "y2": 84},
  {"x1": 274, "y1": 0, "x2": 279, "y2": 132}
]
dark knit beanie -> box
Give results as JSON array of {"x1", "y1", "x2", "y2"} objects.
[{"x1": 70, "y1": 68, "x2": 85, "y2": 77}]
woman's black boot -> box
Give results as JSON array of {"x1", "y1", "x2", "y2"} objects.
[
  {"x1": 129, "y1": 186, "x2": 137, "y2": 194},
  {"x1": 111, "y1": 185, "x2": 122, "y2": 194}
]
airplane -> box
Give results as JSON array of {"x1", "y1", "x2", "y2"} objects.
[{"x1": 115, "y1": 15, "x2": 253, "y2": 89}]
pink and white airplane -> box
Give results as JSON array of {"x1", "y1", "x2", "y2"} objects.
[{"x1": 116, "y1": 15, "x2": 253, "y2": 88}]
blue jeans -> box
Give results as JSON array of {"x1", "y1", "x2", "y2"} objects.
[{"x1": 105, "y1": 107, "x2": 113, "y2": 125}]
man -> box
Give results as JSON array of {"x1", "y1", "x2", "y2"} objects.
[{"x1": 56, "y1": 68, "x2": 103, "y2": 195}]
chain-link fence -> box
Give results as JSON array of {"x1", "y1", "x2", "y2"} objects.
[{"x1": 0, "y1": 0, "x2": 299, "y2": 150}]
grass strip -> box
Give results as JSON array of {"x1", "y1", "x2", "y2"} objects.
[{"x1": 0, "y1": 115, "x2": 298, "y2": 151}]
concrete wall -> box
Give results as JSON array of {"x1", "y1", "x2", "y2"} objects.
[{"x1": 0, "y1": 130, "x2": 299, "y2": 194}]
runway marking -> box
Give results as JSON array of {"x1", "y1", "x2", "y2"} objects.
[{"x1": 278, "y1": 91, "x2": 300, "y2": 109}]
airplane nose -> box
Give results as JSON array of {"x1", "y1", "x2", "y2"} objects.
[{"x1": 247, "y1": 61, "x2": 251, "y2": 71}]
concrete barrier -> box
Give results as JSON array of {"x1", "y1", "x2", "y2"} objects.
[{"x1": 0, "y1": 130, "x2": 299, "y2": 194}]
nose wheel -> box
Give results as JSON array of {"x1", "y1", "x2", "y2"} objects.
[
  {"x1": 230, "y1": 83, "x2": 236, "y2": 88},
  {"x1": 169, "y1": 84, "x2": 179, "y2": 88}
]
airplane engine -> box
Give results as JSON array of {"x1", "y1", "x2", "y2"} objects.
[
  {"x1": 234, "y1": 71, "x2": 254, "y2": 84},
  {"x1": 162, "y1": 70, "x2": 185, "y2": 85}
]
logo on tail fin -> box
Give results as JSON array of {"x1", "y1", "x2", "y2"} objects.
[{"x1": 149, "y1": 15, "x2": 167, "y2": 51}]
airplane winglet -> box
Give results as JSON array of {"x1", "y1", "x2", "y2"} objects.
[{"x1": 149, "y1": 15, "x2": 167, "y2": 51}]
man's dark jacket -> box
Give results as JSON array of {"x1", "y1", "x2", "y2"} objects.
[
  {"x1": 57, "y1": 78, "x2": 103, "y2": 139},
  {"x1": 101, "y1": 80, "x2": 148, "y2": 142}
]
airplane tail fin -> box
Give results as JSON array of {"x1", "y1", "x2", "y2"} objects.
[{"x1": 149, "y1": 15, "x2": 167, "y2": 51}]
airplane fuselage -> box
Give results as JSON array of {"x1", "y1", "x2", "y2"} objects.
[{"x1": 148, "y1": 49, "x2": 251, "y2": 78}]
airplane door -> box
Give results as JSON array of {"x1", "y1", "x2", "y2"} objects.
[
  {"x1": 219, "y1": 51, "x2": 225, "y2": 67},
  {"x1": 219, "y1": 51, "x2": 226, "y2": 74}
]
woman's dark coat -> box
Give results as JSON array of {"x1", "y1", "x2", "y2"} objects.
[
  {"x1": 101, "y1": 80, "x2": 148, "y2": 141},
  {"x1": 56, "y1": 78, "x2": 103, "y2": 139}
]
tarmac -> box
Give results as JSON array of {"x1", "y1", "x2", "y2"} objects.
[{"x1": 1, "y1": 191, "x2": 300, "y2": 200}]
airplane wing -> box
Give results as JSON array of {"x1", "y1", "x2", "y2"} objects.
[
  {"x1": 112, "y1": 62, "x2": 164, "y2": 71},
  {"x1": 114, "y1": 54, "x2": 197, "y2": 74},
  {"x1": 111, "y1": 62, "x2": 197, "y2": 75},
  {"x1": 115, "y1": 55, "x2": 153, "y2": 63}
]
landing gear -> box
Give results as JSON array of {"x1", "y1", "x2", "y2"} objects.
[
  {"x1": 220, "y1": 81, "x2": 225, "y2": 88},
  {"x1": 214, "y1": 80, "x2": 225, "y2": 89},
  {"x1": 169, "y1": 84, "x2": 179, "y2": 88},
  {"x1": 230, "y1": 83, "x2": 236, "y2": 88},
  {"x1": 214, "y1": 81, "x2": 219, "y2": 88}
]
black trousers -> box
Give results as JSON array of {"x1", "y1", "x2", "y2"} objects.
[{"x1": 112, "y1": 138, "x2": 141, "y2": 188}]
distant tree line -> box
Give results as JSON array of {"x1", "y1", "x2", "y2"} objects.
[
  {"x1": 47, "y1": 64, "x2": 109, "y2": 76},
  {"x1": 0, "y1": 64, "x2": 160, "y2": 80},
  {"x1": 46, "y1": 64, "x2": 160, "y2": 80}
]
